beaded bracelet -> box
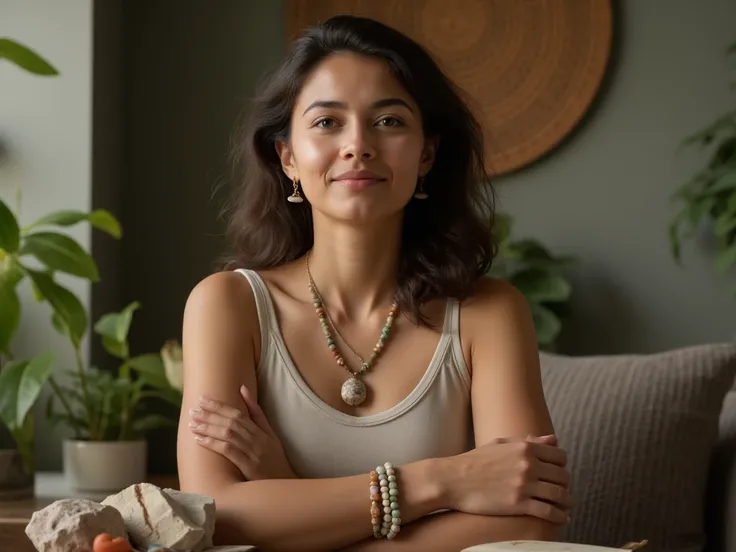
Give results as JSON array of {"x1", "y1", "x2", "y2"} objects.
[{"x1": 370, "y1": 462, "x2": 401, "y2": 539}]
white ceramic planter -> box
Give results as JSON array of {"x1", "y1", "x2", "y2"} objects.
[{"x1": 63, "y1": 440, "x2": 147, "y2": 492}]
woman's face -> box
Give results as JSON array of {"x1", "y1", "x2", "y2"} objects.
[{"x1": 276, "y1": 52, "x2": 436, "y2": 224}]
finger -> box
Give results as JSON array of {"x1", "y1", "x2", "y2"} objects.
[
  {"x1": 194, "y1": 435, "x2": 253, "y2": 475},
  {"x1": 530, "y1": 442, "x2": 567, "y2": 467},
  {"x1": 528, "y1": 434, "x2": 557, "y2": 446},
  {"x1": 537, "y1": 462, "x2": 571, "y2": 488},
  {"x1": 524, "y1": 498, "x2": 569, "y2": 524},
  {"x1": 526, "y1": 481, "x2": 574, "y2": 510},
  {"x1": 240, "y1": 385, "x2": 277, "y2": 437},
  {"x1": 190, "y1": 419, "x2": 253, "y2": 450},
  {"x1": 198, "y1": 396, "x2": 247, "y2": 420}
]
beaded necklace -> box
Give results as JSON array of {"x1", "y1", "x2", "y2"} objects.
[{"x1": 305, "y1": 250, "x2": 398, "y2": 406}]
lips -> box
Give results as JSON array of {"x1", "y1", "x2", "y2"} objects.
[{"x1": 332, "y1": 169, "x2": 386, "y2": 190}]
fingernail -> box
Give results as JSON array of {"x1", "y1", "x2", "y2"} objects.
[
  {"x1": 189, "y1": 408, "x2": 202, "y2": 418},
  {"x1": 188, "y1": 421, "x2": 199, "y2": 429},
  {"x1": 194, "y1": 435, "x2": 205, "y2": 442},
  {"x1": 199, "y1": 396, "x2": 218, "y2": 408}
]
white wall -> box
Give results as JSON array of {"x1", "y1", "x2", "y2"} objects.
[{"x1": 0, "y1": 0, "x2": 93, "y2": 470}]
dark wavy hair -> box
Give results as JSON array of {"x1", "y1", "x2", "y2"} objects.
[{"x1": 222, "y1": 15, "x2": 497, "y2": 326}]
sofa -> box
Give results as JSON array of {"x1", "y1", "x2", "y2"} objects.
[{"x1": 538, "y1": 343, "x2": 736, "y2": 552}]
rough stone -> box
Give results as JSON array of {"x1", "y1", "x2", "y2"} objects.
[
  {"x1": 162, "y1": 488, "x2": 216, "y2": 551},
  {"x1": 25, "y1": 498, "x2": 127, "y2": 552},
  {"x1": 102, "y1": 483, "x2": 203, "y2": 551}
]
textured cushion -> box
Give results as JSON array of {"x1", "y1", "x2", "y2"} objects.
[
  {"x1": 539, "y1": 344, "x2": 736, "y2": 552},
  {"x1": 705, "y1": 390, "x2": 736, "y2": 552}
]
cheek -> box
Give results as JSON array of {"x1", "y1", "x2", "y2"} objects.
[{"x1": 292, "y1": 131, "x2": 335, "y2": 173}]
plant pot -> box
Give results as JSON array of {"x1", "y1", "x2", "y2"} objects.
[
  {"x1": 0, "y1": 449, "x2": 34, "y2": 499},
  {"x1": 63, "y1": 439, "x2": 147, "y2": 492}
]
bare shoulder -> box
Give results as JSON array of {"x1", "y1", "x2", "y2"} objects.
[
  {"x1": 461, "y1": 275, "x2": 534, "y2": 336},
  {"x1": 184, "y1": 270, "x2": 257, "y2": 322}
]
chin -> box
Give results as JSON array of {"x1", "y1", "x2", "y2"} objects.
[{"x1": 325, "y1": 198, "x2": 404, "y2": 225}]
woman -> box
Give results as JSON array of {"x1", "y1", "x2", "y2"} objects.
[{"x1": 177, "y1": 14, "x2": 572, "y2": 552}]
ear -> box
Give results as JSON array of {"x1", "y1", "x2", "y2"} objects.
[
  {"x1": 419, "y1": 135, "x2": 439, "y2": 176},
  {"x1": 275, "y1": 140, "x2": 298, "y2": 181}
]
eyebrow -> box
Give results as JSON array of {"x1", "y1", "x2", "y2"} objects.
[{"x1": 302, "y1": 98, "x2": 414, "y2": 116}]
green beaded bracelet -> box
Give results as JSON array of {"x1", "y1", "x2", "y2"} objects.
[{"x1": 375, "y1": 462, "x2": 401, "y2": 539}]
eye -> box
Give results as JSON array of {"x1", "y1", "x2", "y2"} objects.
[
  {"x1": 376, "y1": 116, "x2": 404, "y2": 127},
  {"x1": 314, "y1": 117, "x2": 338, "y2": 129}
]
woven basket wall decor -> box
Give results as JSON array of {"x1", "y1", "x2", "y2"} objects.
[{"x1": 285, "y1": 0, "x2": 613, "y2": 176}]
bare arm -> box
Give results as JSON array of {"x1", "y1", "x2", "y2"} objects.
[
  {"x1": 342, "y1": 511, "x2": 556, "y2": 552},
  {"x1": 342, "y1": 279, "x2": 565, "y2": 550},
  {"x1": 177, "y1": 272, "x2": 445, "y2": 551}
]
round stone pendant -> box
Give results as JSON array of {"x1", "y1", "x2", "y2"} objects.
[{"x1": 341, "y1": 377, "x2": 367, "y2": 406}]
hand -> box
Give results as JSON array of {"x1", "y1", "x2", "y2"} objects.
[
  {"x1": 188, "y1": 385, "x2": 296, "y2": 480},
  {"x1": 442, "y1": 434, "x2": 572, "y2": 524}
]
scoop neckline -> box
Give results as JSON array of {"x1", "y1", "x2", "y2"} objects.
[{"x1": 248, "y1": 269, "x2": 453, "y2": 427}]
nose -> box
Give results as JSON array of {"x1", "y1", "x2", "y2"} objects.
[{"x1": 340, "y1": 124, "x2": 376, "y2": 161}]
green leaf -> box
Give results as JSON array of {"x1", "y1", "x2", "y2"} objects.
[
  {"x1": 145, "y1": 386, "x2": 183, "y2": 407},
  {"x1": 511, "y1": 269, "x2": 572, "y2": 303},
  {"x1": 530, "y1": 303, "x2": 562, "y2": 347},
  {"x1": 94, "y1": 301, "x2": 140, "y2": 343},
  {"x1": 27, "y1": 209, "x2": 122, "y2": 239},
  {"x1": 709, "y1": 171, "x2": 736, "y2": 193},
  {"x1": 0, "y1": 38, "x2": 59, "y2": 75},
  {"x1": 714, "y1": 212, "x2": 736, "y2": 237},
  {"x1": 681, "y1": 111, "x2": 736, "y2": 148},
  {"x1": 493, "y1": 213, "x2": 513, "y2": 245},
  {"x1": 0, "y1": 198, "x2": 20, "y2": 253},
  {"x1": 715, "y1": 244, "x2": 736, "y2": 273},
  {"x1": 25, "y1": 269, "x2": 87, "y2": 346},
  {"x1": 502, "y1": 239, "x2": 554, "y2": 262},
  {"x1": 16, "y1": 352, "x2": 55, "y2": 428},
  {"x1": 0, "y1": 359, "x2": 27, "y2": 430},
  {"x1": 21, "y1": 232, "x2": 99, "y2": 281},
  {"x1": 0, "y1": 273, "x2": 21, "y2": 353},
  {"x1": 131, "y1": 413, "x2": 176, "y2": 434},
  {"x1": 127, "y1": 354, "x2": 170, "y2": 389},
  {"x1": 101, "y1": 336, "x2": 128, "y2": 359}
]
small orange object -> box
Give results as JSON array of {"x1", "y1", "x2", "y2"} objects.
[{"x1": 93, "y1": 532, "x2": 133, "y2": 552}]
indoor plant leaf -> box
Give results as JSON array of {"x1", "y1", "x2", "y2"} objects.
[
  {"x1": 131, "y1": 413, "x2": 176, "y2": 434},
  {"x1": 20, "y1": 231, "x2": 100, "y2": 281},
  {"x1": 0, "y1": 359, "x2": 27, "y2": 431},
  {"x1": 511, "y1": 269, "x2": 572, "y2": 303},
  {"x1": 127, "y1": 354, "x2": 170, "y2": 389},
  {"x1": 101, "y1": 336, "x2": 128, "y2": 360},
  {"x1": 0, "y1": 197, "x2": 20, "y2": 253},
  {"x1": 25, "y1": 268, "x2": 87, "y2": 346},
  {"x1": 708, "y1": 171, "x2": 736, "y2": 193},
  {"x1": 94, "y1": 301, "x2": 140, "y2": 343},
  {"x1": 161, "y1": 340, "x2": 183, "y2": 391},
  {"x1": 0, "y1": 38, "x2": 58, "y2": 76},
  {"x1": 715, "y1": 244, "x2": 736, "y2": 273},
  {"x1": 26, "y1": 209, "x2": 122, "y2": 239},
  {"x1": 529, "y1": 303, "x2": 562, "y2": 347},
  {"x1": 15, "y1": 351, "x2": 55, "y2": 428},
  {"x1": 0, "y1": 274, "x2": 21, "y2": 353}
]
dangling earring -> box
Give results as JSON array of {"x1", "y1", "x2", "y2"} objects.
[
  {"x1": 288, "y1": 177, "x2": 304, "y2": 203},
  {"x1": 413, "y1": 176, "x2": 428, "y2": 200}
]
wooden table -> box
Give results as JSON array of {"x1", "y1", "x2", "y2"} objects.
[{"x1": 0, "y1": 472, "x2": 178, "y2": 552}]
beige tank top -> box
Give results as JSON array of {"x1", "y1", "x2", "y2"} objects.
[{"x1": 236, "y1": 269, "x2": 474, "y2": 478}]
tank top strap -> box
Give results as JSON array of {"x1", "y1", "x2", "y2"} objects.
[
  {"x1": 234, "y1": 268, "x2": 277, "y2": 360},
  {"x1": 444, "y1": 298, "x2": 471, "y2": 386}
]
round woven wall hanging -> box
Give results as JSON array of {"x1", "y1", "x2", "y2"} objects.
[{"x1": 285, "y1": 0, "x2": 613, "y2": 176}]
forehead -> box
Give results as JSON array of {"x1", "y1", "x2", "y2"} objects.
[{"x1": 296, "y1": 52, "x2": 415, "y2": 110}]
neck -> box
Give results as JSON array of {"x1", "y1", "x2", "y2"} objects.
[{"x1": 306, "y1": 213, "x2": 401, "y2": 319}]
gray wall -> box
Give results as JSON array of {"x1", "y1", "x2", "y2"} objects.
[{"x1": 496, "y1": 0, "x2": 736, "y2": 354}]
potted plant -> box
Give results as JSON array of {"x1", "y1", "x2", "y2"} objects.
[
  {"x1": 668, "y1": 41, "x2": 736, "y2": 278},
  {"x1": 45, "y1": 300, "x2": 183, "y2": 492},
  {"x1": 0, "y1": 193, "x2": 121, "y2": 498},
  {"x1": 488, "y1": 213, "x2": 577, "y2": 351}
]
